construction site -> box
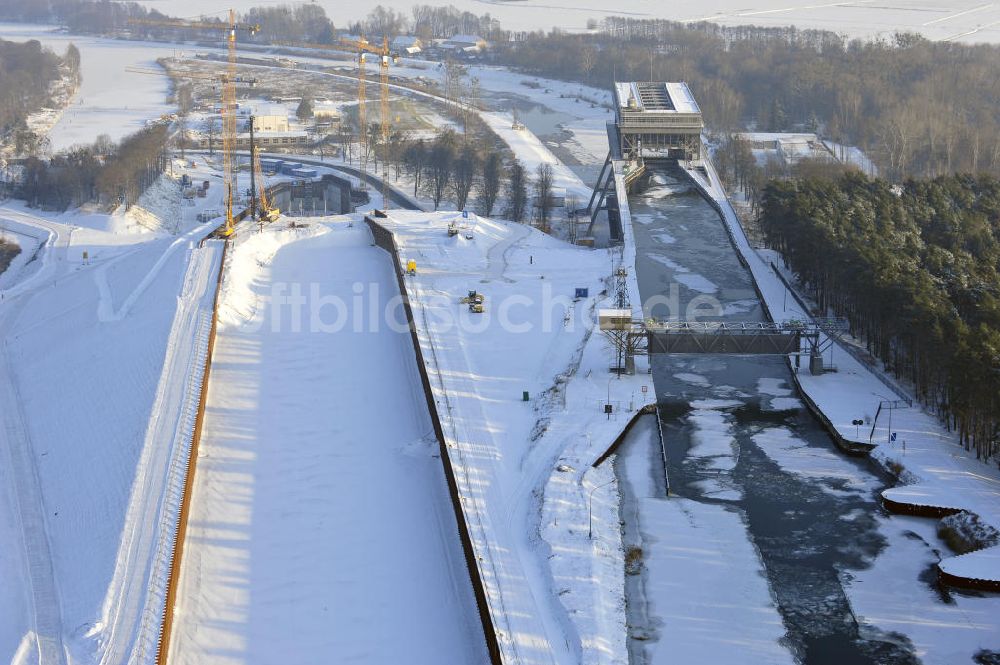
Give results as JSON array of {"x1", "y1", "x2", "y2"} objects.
[{"x1": 1, "y1": 12, "x2": 999, "y2": 665}]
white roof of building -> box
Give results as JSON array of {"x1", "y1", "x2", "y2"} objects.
[
  {"x1": 614, "y1": 82, "x2": 700, "y2": 114},
  {"x1": 392, "y1": 35, "x2": 421, "y2": 46},
  {"x1": 246, "y1": 105, "x2": 288, "y2": 118},
  {"x1": 446, "y1": 34, "x2": 485, "y2": 44},
  {"x1": 236, "y1": 130, "x2": 308, "y2": 139}
]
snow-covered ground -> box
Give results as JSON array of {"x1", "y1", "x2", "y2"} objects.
[
  {"x1": 132, "y1": 0, "x2": 1000, "y2": 43},
  {"x1": 380, "y1": 209, "x2": 653, "y2": 665},
  {"x1": 479, "y1": 110, "x2": 591, "y2": 201},
  {"x1": 168, "y1": 218, "x2": 488, "y2": 664},
  {"x1": 0, "y1": 162, "x2": 233, "y2": 665},
  {"x1": 240, "y1": 59, "x2": 598, "y2": 203}
]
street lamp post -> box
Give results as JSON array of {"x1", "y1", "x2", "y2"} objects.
[{"x1": 589, "y1": 479, "x2": 616, "y2": 539}]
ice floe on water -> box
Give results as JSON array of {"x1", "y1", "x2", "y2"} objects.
[
  {"x1": 673, "y1": 372, "x2": 710, "y2": 387},
  {"x1": 751, "y1": 426, "x2": 880, "y2": 498},
  {"x1": 646, "y1": 253, "x2": 720, "y2": 294},
  {"x1": 722, "y1": 298, "x2": 759, "y2": 316}
]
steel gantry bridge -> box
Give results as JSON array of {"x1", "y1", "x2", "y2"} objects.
[{"x1": 600, "y1": 311, "x2": 849, "y2": 375}]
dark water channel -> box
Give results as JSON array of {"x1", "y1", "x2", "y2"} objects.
[{"x1": 624, "y1": 168, "x2": 918, "y2": 665}]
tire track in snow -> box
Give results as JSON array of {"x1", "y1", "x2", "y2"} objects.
[
  {"x1": 94, "y1": 242, "x2": 221, "y2": 665},
  {"x1": 95, "y1": 223, "x2": 212, "y2": 323},
  {"x1": 0, "y1": 209, "x2": 73, "y2": 665},
  {"x1": 0, "y1": 311, "x2": 68, "y2": 665}
]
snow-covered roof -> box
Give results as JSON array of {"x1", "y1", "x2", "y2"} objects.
[
  {"x1": 446, "y1": 34, "x2": 485, "y2": 44},
  {"x1": 665, "y1": 82, "x2": 700, "y2": 114},
  {"x1": 239, "y1": 104, "x2": 287, "y2": 118},
  {"x1": 613, "y1": 81, "x2": 700, "y2": 114},
  {"x1": 236, "y1": 130, "x2": 307, "y2": 139},
  {"x1": 391, "y1": 35, "x2": 421, "y2": 47}
]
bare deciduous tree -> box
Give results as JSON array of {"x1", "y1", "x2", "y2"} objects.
[
  {"x1": 534, "y1": 162, "x2": 554, "y2": 230},
  {"x1": 452, "y1": 144, "x2": 479, "y2": 210},
  {"x1": 477, "y1": 152, "x2": 502, "y2": 216},
  {"x1": 504, "y1": 159, "x2": 528, "y2": 222}
]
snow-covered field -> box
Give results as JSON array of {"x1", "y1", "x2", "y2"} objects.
[
  {"x1": 0, "y1": 164, "x2": 232, "y2": 665},
  {"x1": 133, "y1": 0, "x2": 1000, "y2": 42},
  {"x1": 168, "y1": 219, "x2": 488, "y2": 664}
]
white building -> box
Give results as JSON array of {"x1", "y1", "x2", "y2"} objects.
[
  {"x1": 441, "y1": 34, "x2": 488, "y2": 52},
  {"x1": 251, "y1": 115, "x2": 290, "y2": 133},
  {"x1": 196, "y1": 131, "x2": 310, "y2": 150},
  {"x1": 312, "y1": 102, "x2": 342, "y2": 126},
  {"x1": 612, "y1": 81, "x2": 704, "y2": 160},
  {"x1": 391, "y1": 35, "x2": 423, "y2": 54}
]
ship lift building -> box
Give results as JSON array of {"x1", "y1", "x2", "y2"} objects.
[
  {"x1": 612, "y1": 81, "x2": 703, "y2": 161},
  {"x1": 588, "y1": 81, "x2": 704, "y2": 235}
]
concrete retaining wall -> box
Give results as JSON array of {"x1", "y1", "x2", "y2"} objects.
[
  {"x1": 365, "y1": 215, "x2": 503, "y2": 665},
  {"x1": 153, "y1": 239, "x2": 229, "y2": 665}
]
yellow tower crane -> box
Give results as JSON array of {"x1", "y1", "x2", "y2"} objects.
[
  {"x1": 275, "y1": 38, "x2": 399, "y2": 206},
  {"x1": 129, "y1": 11, "x2": 260, "y2": 236},
  {"x1": 339, "y1": 36, "x2": 398, "y2": 207}
]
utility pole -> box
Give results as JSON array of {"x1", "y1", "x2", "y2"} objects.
[
  {"x1": 589, "y1": 479, "x2": 616, "y2": 539},
  {"x1": 249, "y1": 116, "x2": 257, "y2": 228}
]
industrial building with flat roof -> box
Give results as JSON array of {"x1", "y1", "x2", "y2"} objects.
[{"x1": 612, "y1": 82, "x2": 704, "y2": 161}]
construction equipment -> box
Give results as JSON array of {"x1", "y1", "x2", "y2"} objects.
[
  {"x1": 469, "y1": 302, "x2": 485, "y2": 314},
  {"x1": 251, "y1": 140, "x2": 280, "y2": 222},
  {"x1": 460, "y1": 290, "x2": 485, "y2": 305},
  {"x1": 129, "y1": 10, "x2": 260, "y2": 236},
  {"x1": 447, "y1": 222, "x2": 459, "y2": 236},
  {"x1": 406, "y1": 259, "x2": 417, "y2": 275},
  {"x1": 336, "y1": 36, "x2": 399, "y2": 206},
  {"x1": 266, "y1": 37, "x2": 399, "y2": 205}
]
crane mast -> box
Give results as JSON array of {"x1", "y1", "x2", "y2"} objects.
[
  {"x1": 379, "y1": 36, "x2": 391, "y2": 206},
  {"x1": 221, "y1": 10, "x2": 239, "y2": 235},
  {"x1": 265, "y1": 37, "x2": 399, "y2": 207},
  {"x1": 128, "y1": 9, "x2": 259, "y2": 236},
  {"x1": 357, "y1": 48, "x2": 368, "y2": 188}
]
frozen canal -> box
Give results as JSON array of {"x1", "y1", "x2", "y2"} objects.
[
  {"x1": 169, "y1": 222, "x2": 487, "y2": 664},
  {"x1": 0, "y1": 23, "x2": 187, "y2": 151},
  {"x1": 617, "y1": 170, "x2": 1000, "y2": 665}
]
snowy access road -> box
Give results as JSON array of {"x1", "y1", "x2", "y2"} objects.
[{"x1": 168, "y1": 220, "x2": 487, "y2": 665}]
